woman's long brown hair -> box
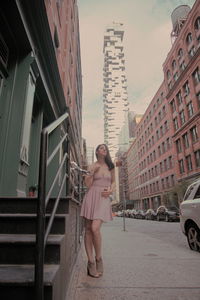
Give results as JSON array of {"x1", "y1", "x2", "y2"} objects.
[{"x1": 95, "y1": 144, "x2": 115, "y2": 170}]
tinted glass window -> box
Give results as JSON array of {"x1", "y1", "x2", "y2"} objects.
[
  {"x1": 194, "y1": 186, "x2": 200, "y2": 199},
  {"x1": 184, "y1": 184, "x2": 197, "y2": 200}
]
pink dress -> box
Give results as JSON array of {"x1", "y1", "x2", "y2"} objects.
[{"x1": 80, "y1": 172, "x2": 113, "y2": 222}]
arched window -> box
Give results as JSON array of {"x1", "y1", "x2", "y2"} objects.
[
  {"x1": 167, "y1": 70, "x2": 171, "y2": 79},
  {"x1": 186, "y1": 32, "x2": 192, "y2": 45},
  {"x1": 172, "y1": 60, "x2": 176, "y2": 70},
  {"x1": 194, "y1": 16, "x2": 200, "y2": 30},
  {"x1": 178, "y1": 48, "x2": 183, "y2": 58}
]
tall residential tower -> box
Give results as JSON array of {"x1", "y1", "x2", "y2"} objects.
[{"x1": 103, "y1": 22, "x2": 129, "y2": 158}]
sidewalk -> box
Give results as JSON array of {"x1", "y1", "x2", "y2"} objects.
[{"x1": 66, "y1": 217, "x2": 200, "y2": 300}]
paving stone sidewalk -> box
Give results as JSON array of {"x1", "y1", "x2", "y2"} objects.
[{"x1": 66, "y1": 218, "x2": 200, "y2": 300}]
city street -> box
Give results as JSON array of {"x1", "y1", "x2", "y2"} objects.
[{"x1": 67, "y1": 217, "x2": 200, "y2": 300}]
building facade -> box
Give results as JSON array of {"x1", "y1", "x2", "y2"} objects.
[
  {"x1": 0, "y1": 1, "x2": 83, "y2": 298},
  {"x1": 127, "y1": 0, "x2": 200, "y2": 209},
  {"x1": 103, "y1": 22, "x2": 129, "y2": 159},
  {"x1": 163, "y1": 2, "x2": 200, "y2": 190}
]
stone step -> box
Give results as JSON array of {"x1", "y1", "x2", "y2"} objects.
[
  {"x1": 0, "y1": 214, "x2": 66, "y2": 234},
  {"x1": 0, "y1": 197, "x2": 70, "y2": 214},
  {"x1": 0, "y1": 234, "x2": 65, "y2": 264},
  {"x1": 0, "y1": 264, "x2": 60, "y2": 300}
]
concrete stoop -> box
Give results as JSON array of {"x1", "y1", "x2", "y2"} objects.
[{"x1": 0, "y1": 197, "x2": 82, "y2": 300}]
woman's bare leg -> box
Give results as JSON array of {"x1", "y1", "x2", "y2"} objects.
[
  {"x1": 91, "y1": 219, "x2": 103, "y2": 260},
  {"x1": 84, "y1": 219, "x2": 94, "y2": 262}
]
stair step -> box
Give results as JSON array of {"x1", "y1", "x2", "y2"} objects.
[
  {"x1": 0, "y1": 214, "x2": 66, "y2": 234},
  {"x1": 0, "y1": 197, "x2": 70, "y2": 214},
  {"x1": 0, "y1": 234, "x2": 64, "y2": 264},
  {"x1": 0, "y1": 264, "x2": 60, "y2": 300}
]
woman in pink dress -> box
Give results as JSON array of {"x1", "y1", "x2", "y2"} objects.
[{"x1": 80, "y1": 144, "x2": 115, "y2": 278}]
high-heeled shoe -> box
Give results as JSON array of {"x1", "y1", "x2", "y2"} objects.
[
  {"x1": 96, "y1": 257, "x2": 103, "y2": 276},
  {"x1": 87, "y1": 261, "x2": 99, "y2": 278}
]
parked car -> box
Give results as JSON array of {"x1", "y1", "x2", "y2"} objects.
[
  {"x1": 116, "y1": 211, "x2": 123, "y2": 217},
  {"x1": 129, "y1": 209, "x2": 137, "y2": 218},
  {"x1": 180, "y1": 179, "x2": 200, "y2": 252},
  {"x1": 135, "y1": 209, "x2": 146, "y2": 219},
  {"x1": 156, "y1": 205, "x2": 180, "y2": 222},
  {"x1": 145, "y1": 208, "x2": 156, "y2": 220}
]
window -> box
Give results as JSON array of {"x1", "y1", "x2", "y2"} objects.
[
  {"x1": 186, "y1": 32, "x2": 192, "y2": 45},
  {"x1": 162, "y1": 142, "x2": 165, "y2": 153},
  {"x1": 180, "y1": 110, "x2": 185, "y2": 125},
  {"x1": 195, "y1": 150, "x2": 200, "y2": 167},
  {"x1": 186, "y1": 155, "x2": 193, "y2": 171},
  {"x1": 187, "y1": 102, "x2": 194, "y2": 118},
  {"x1": 173, "y1": 117, "x2": 179, "y2": 131},
  {"x1": 170, "y1": 99, "x2": 176, "y2": 112},
  {"x1": 182, "y1": 133, "x2": 189, "y2": 149},
  {"x1": 169, "y1": 156, "x2": 172, "y2": 169},
  {"x1": 156, "y1": 130, "x2": 159, "y2": 140},
  {"x1": 161, "y1": 178, "x2": 165, "y2": 189},
  {"x1": 180, "y1": 61, "x2": 186, "y2": 71},
  {"x1": 189, "y1": 46, "x2": 195, "y2": 58},
  {"x1": 194, "y1": 17, "x2": 200, "y2": 30},
  {"x1": 179, "y1": 159, "x2": 185, "y2": 174},
  {"x1": 172, "y1": 60, "x2": 176, "y2": 70},
  {"x1": 164, "y1": 159, "x2": 167, "y2": 171},
  {"x1": 174, "y1": 72, "x2": 179, "y2": 81},
  {"x1": 160, "y1": 162, "x2": 163, "y2": 173},
  {"x1": 192, "y1": 68, "x2": 200, "y2": 85},
  {"x1": 176, "y1": 91, "x2": 182, "y2": 105},
  {"x1": 168, "y1": 81, "x2": 172, "y2": 90},
  {"x1": 166, "y1": 177, "x2": 170, "y2": 188},
  {"x1": 176, "y1": 139, "x2": 182, "y2": 153},
  {"x1": 160, "y1": 126, "x2": 163, "y2": 136},
  {"x1": 190, "y1": 126, "x2": 198, "y2": 142},
  {"x1": 171, "y1": 175, "x2": 175, "y2": 186},
  {"x1": 158, "y1": 145, "x2": 161, "y2": 156},
  {"x1": 166, "y1": 138, "x2": 170, "y2": 150},
  {"x1": 178, "y1": 48, "x2": 184, "y2": 58},
  {"x1": 197, "y1": 92, "x2": 200, "y2": 108},
  {"x1": 164, "y1": 121, "x2": 168, "y2": 132},
  {"x1": 183, "y1": 81, "x2": 190, "y2": 96},
  {"x1": 167, "y1": 70, "x2": 171, "y2": 79}
]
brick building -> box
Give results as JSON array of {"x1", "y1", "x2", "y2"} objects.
[
  {"x1": 163, "y1": 1, "x2": 200, "y2": 188},
  {"x1": 127, "y1": 0, "x2": 200, "y2": 209}
]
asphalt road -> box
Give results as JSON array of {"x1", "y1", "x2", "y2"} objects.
[{"x1": 67, "y1": 217, "x2": 200, "y2": 300}]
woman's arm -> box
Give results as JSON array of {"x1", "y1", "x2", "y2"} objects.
[
  {"x1": 84, "y1": 163, "x2": 100, "y2": 188},
  {"x1": 110, "y1": 168, "x2": 115, "y2": 193}
]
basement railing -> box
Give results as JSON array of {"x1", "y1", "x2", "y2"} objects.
[{"x1": 35, "y1": 111, "x2": 84, "y2": 300}]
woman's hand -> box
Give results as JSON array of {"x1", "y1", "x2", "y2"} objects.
[
  {"x1": 89, "y1": 164, "x2": 100, "y2": 176},
  {"x1": 101, "y1": 187, "x2": 112, "y2": 198}
]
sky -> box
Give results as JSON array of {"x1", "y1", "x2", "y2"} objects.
[{"x1": 78, "y1": 0, "x2": 196, "y2": 149}]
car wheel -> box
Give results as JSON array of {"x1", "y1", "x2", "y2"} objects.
[
  {"x1": 165, "y1": 215, "x2": 169, "y2": 222},
  {"x1": 187, "y1": 224, "x2": 200, "y2": 252}
]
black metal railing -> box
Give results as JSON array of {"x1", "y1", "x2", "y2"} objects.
[{"x1": 35, "y1": 111, "x2": 78, "y2": 300}]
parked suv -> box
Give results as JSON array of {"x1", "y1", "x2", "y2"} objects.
[{"x1": 180, "y1": 179, "x2": 200, "y2": 252}]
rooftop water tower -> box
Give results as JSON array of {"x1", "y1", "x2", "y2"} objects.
[{"x1": 171, "y1": 5, "x2": 191, "y2": 43}]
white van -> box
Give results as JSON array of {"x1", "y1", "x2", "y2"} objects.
[{"x1": 180, "y1": 179, "x2": 200, "y2": 252}]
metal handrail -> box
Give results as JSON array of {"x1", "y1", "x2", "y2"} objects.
[{"x1": 35, "y1": 112, "x2": 71, "y2": 300}]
